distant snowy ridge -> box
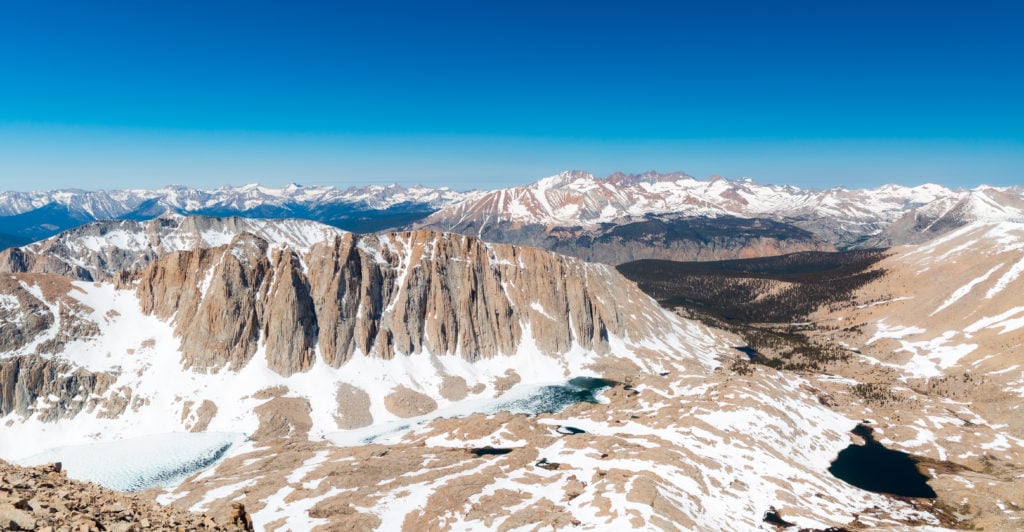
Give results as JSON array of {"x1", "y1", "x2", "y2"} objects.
[
  {"x1": 419, "y1": 170, "x2": 969, "y2": 228},
  {"x1": 413, "y1": 171, "x2": 1024, "y2": 254},
  {"x1": 0, "y1": 182, "x2": 484, "y2": 243},
  {"x1": 0, "y1": 216, "x2": 351, "y2": 281},
  {"x1": 0, "y1": 182, "x2": 477, "y2": 218},
  {"x1": 3, "y1": 172, "x2": 1021, "y2": 260}
]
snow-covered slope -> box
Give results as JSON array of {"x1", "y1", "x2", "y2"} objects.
[
  {"x1": 866, "y1": 187, "x2": 1024, "y2": 247},
  {"x1": 422, "y1": 170, "x2": 951, "y2": 228},
  {"x1": 826, "y1": 221, "x2": 1024, "y2": 383},
  {"x1": 794, "y1": 221, "x2": 1024, "y2": 528}
]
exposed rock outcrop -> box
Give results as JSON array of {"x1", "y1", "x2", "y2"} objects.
[
  {"x1": 0, "y1": 460, "x2": 250, "y2": 531},
  {"x1": 334, "y1": 383, "x2": 373, "y2": 429},
  {"x1": 252, "y1": 396, "x2": 313, "y2": 440},
  {"x1": 384, "y1": 385, "x2": 439, "y2": 418},
  {"x1": 0, "y1": 355, "x2": 117, "y2": 421},
  {"x1": 1, "y1": 217, "x2": 726, "y2": 463},
  {"x1": 120, "y1": 225, "x2": 673, "y2": 376},
  {"x1": 0, "y1": 276, "x2": 54, "y2": 353}
]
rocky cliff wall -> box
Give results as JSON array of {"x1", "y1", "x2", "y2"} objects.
[{"x1": 125, "y1": 229, "x2": 669, "y2": 376}]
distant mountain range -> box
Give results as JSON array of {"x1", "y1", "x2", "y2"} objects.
[
  {"x1": 3, "y1": 173, "x2": 1022, "y2": 262},
  {"x1": 414, "y1": 171, "x2": 1024, "y2": 261},
  {"x1": 0, "y1": 183, "x2": 480, "y2": 241}
]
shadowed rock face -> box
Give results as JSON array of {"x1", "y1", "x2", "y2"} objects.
[
  {"x1": 0, "y1": 275, "x2": 55, "y2": 353},
  {"x1": 263, "y1": 248, "x2": 318, "y2": 375},
  {"x1": 115, "y1": 226, "x2": 665, "y2": 377},
  {"x1": 0, "y1": 355, "x2": 118, "y2": 421}
]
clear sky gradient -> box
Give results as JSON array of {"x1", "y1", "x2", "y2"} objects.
[{"x1": 0, "y1": 0, "x2": 1021, "y2": 191}]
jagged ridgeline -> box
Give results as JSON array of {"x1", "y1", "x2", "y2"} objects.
[
  {"x1": 0, "y1": 216, "x2": 688, "y2": 376},
  {"x1": 617, "y1": 249, "x2": 889, "y2": 324},
  {"x1": 0, "y1": 216, "x2": 719, "y2": 441}
]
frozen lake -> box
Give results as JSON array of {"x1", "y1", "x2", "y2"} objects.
[
  {"x1": 11, "y1": 377, "x2": 614, "y2": 492},
  {"x1": 16, "y1": 432, "x2": 245, "y2": 492},
  {"x1": 328, "y1": 376, "x2": 615, "y2": 446}
]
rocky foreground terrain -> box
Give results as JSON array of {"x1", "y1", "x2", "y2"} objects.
[{"x1": 0, "y1": 460, "x2": 253, "y2": 531}]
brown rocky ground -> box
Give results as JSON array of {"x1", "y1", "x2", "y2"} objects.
[
  {"x1": 0, "y1": 460, "x2": 252, "y2": 531},
  {"x1": 796, "y1": 226, "x2": 1024, "y2": 530},
  {"x1": 157, "y1": 366, "x2": 953, "y2": 531}
]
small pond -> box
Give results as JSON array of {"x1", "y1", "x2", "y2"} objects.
[
  {"x1": 733, "y1": 346, "x2": 760, "y2": 360},
  {"x1": 828, "y1": 424, "x2": 936, "y2": 498}
]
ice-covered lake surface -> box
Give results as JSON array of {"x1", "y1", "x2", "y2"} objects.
[
  {"x1": 16, "y1": 432, "x2": 245, "y2": 492},
  {"x1": 327, "y1": 376, "x2": 615, "y2": 446}
]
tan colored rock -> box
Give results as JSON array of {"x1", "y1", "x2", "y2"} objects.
[
  {"x1": 0, "y1": 355, "x2": 117, "y2": 421},
  {"x1": 384, "y1": 385, "x2": 438, "y2": 418},
  {"x1": 188, "y1": 400, "x2": 218, "y2": 432},
  {"x1": 262, "y1": 248, "x2": 317, "y2": 376},
  {"x1": 439, "y1": 375, "x2": 468, "y2": 401},
  {"x1": 123, "y1": 225, "x2": 682, "y2": 376},
  {"x1": 334, "y1": 383, "x2": 373, "y2": 429},
  {"x1": 0, "y1": 502, "x2": 36, "y2": 530},
  {"x1": 492, "y1": 369, "x2": 521, "y2": 394},
  {"x1": 308, "y1": 497, "x2": 380, "y2": 530},
  {"x1": 0, "y1": 275, "x2": 55, "y2": 353},
  {"x1": 251, "y1": 385, "x2": 288, "y2": 400},
  {"x1": 134, "y1": 244, "x2": 262, "y2": 372},
  {"x1": 252, "y1": 396, "x2": 313, "y2": 440},
  {"x1": 562, "y1": 475, "x2": 586, "y2": 502},
  {"x1": 228, "y1": 502, "x2": 254, "y2": 532},
  {"x1": 0, "y1": 460, "x2": 244, "y2": 530}
]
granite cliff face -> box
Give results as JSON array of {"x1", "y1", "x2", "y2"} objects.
[
  {"x1": 0, "y1": 216, "x2": 726, "y2": 454},
  {"x1": 123, "y1": 227, "x2": 668, "y2": 376}
]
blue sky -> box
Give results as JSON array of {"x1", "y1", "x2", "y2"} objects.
[{"x1": 0, "y1": 0, "x2": 1020, "y2": 191}]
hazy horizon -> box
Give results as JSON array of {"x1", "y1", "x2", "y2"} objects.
[{"x1": 0, "y1": 162, "x2": 1018, "y2": 195}]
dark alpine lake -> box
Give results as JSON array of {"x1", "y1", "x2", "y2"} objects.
[{"x1": 828, "y1": 424, "x2": 936, "y2": 498}]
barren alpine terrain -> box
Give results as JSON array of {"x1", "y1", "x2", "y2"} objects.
[{"x1": 0, "y1": 213, "x2": 1020, "y2": 530}]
